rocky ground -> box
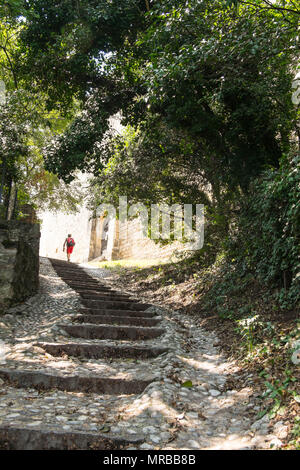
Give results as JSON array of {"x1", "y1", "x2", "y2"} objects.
[{"x1": 0, "y1": 257, "x2": 288, "y2": 449}]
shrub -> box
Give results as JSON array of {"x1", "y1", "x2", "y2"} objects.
[{"x1": 228, "y1": 153, "x2": 300, "y2": 307}]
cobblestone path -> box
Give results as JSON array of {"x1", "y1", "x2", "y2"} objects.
[{"x1": 0, "y1": 258, "x2": 279, "y2": 450}]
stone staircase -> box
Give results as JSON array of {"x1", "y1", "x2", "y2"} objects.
[{"x1": 0, "y1": 258, "x2": 167, "y2": 449}]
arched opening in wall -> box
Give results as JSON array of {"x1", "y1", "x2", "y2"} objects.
[{"x1": 88, "y1": 215, "x2": 118, "y2": 262}]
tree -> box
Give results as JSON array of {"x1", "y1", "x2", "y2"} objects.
[
  {"x1": 16, "y1": 1, "x2": 298, "y2": 193},
  {"x1": 0, "y1": 7, "x2": 83, "y2": 217}
]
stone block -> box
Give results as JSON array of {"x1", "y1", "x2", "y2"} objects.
[{"x1": 0, "y1": 219, "x2": 40, "y2": 314}]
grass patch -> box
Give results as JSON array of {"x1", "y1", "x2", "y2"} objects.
[{"x1": 88, "y1": 257, "x2": 170, "y2": 273}]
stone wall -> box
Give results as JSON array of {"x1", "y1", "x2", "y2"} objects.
[
  {"x1": 0, "y1": 220, "x2": 40, "y2": 313},
  {"x1": 86, "y1": 216, "x2": 186, "y2": 262},
  {"x1": 88, "y1": 217, "x2": 103, "y2": 261},
  {"x1": 115, "y1": 218, "x2": 186, "y2": 261},
  {"x1": 89, "y1": 216, "x2": 119, "y2": 262}
]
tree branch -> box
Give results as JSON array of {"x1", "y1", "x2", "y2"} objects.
[
  {"x1": 262, "y1": 0, "x2": 300, "y2": 15},
  {"x1": 239, "y1": 0, "x2": 300, "y2": 15},
  {"x1": 0, "y1": 44, "x2": 18, "y2": 88}
]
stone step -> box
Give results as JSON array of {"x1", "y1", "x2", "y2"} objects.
[
  {"x1": 79, "y1": 294, "x2": 137, "y2": 302},
  {"x1": 51, "y1": 265, "x2": 84, "y2": 271},
  {"x1": 81, "y1": 299, "x2": 152, "y2": 311},
  {"x1": 60, "y1": 277, "x2": 97, "y2": 282},
  {"x1": 0, "y1": 369, "x2": 154, "y2": 395},
  {"x1": 52, "y1": 268, "x2": 85, "y2": 273},
  {"x1": 56, "y1": 271, "x2": 99, "y2": 277},
  {"x1": 55, "y1": 272, "x2": 96, "y2": 277},
  {"x1": 74, "y1": 314, "x2": 161, "y2": 327},
  {"x1": 53, "y1": 269, "x2": 86, "y2": 274},
  {"x1": 35, "y1": 342, "x2": 168, "y2": 359},
  {"x1": 58, "y1": 323, "x2": 164, "y2": 341},
  {"x1": 67, "y1": 283, "x2": 111, "y2": 291},
  {"x1": 64, "y1": 279, "x2": 110, "y2": 287},
  {"x1": 57, "y1": 271, "x2": 93, "y2": 276},
  {"x1": 79, "y1": 308, "x2": 157, "y2": 318},
  {"x1": 79, "y1": 290, "x2": 133, "y2": 297},
  {"x1": 77, "y1": 291, "x2": 130, "y2": 298},
  {"x1": 57, "y1": 268, "x2": 85, "y2": 272},
  {"x1": 0, "y1": 426, "x2": 143, "y2": 450},
  {"x1": 73, "y1": 288, "x2": 117, "y2": 294}
]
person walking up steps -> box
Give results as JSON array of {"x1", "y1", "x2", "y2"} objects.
[{"x1": 63, "y1": 234, "x2": 76, "y2": 262}]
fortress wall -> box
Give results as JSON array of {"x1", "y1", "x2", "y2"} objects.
[{"x1": 116, "y1": 218, "x2": 186, "y2": 261}]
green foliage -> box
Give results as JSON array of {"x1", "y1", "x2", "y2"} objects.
[
  {"x1": 17, "y1": 0, "x2": 149, "y2": 110},
  {"x1": 258, "y1": 365, "x2": 298, "y2": 423},
  {"x1": 136, "y1": 0, "x2": 297, "y2": 190},
  {"x1": 13, "y1": 0, "x2": 298, "y2": 192},
  {"x1": 228, "y1": 153, "x2": 300, "y2": 307},
  {"x1": 181, "y1": 380, "x2": 193, "y2": 388},
  {"x1": 88, "y1": 122, "x2": 211, "y2": 208},
  {"x1": 290, "y1": 417, "x2": 300, "y2": 448},
  {"x1": 0, "y1": 9, "x2": 83, "y2": 215},
  {"x1": 44, "y1": 93, "x2": 111, "y2": 182}
]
